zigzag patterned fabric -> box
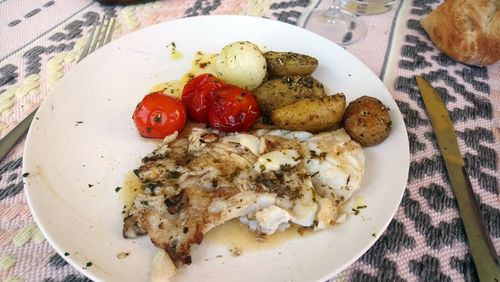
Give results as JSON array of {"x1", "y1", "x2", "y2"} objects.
[{"x1": 0, "y1": 0, "x2": 498, "y2": 281}]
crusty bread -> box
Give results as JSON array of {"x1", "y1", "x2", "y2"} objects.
[{"x1": 420, "y1": 0, "x2": 499, "y2": 66}]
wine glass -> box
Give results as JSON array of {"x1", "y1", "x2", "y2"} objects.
[{"x1": 304, "y1": 0, "x2": 367, "y2": 46}]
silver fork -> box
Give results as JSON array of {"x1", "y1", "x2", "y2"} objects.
[
  {"x1": 78, "y1": 14, "x2": 116, "y2": 62},
  {"x1": 0, "y1": 15, "x2": 116, "y2": 161}
]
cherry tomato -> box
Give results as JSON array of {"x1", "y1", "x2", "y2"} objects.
[
  {"x1": 132, "y1": 92, "x2": 187, "y2": 139},
  {"x1": 181, "y1": 74, "x2": 225, "y2": 123},
  {"x1": 208, "y1": 85, "x2": 260, "y2": 132}
]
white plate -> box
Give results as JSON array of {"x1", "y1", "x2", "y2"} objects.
[{"x1": 24, "y1": 15, "x2": 409, "y2": 282}]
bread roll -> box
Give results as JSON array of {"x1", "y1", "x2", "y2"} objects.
[{"x1": 420, "y1": 0, "x2": 499, "y2": 66}]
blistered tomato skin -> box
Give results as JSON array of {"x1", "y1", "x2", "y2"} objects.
[
  {"x1": 181, "y1": 74, "x2": 225, "y2": 123},
  {"x1": 208, "y1": 85, "x2": 260, "y2": 132},
  {"x1": 133, "y1": 92, "x2": 187, "y2": 139}
]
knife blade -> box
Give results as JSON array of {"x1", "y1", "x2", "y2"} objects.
[{"x1": 415, "y1": 75, "x2": 500, "y2": 281}]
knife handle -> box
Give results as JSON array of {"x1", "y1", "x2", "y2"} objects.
[
  {"x1": 446, "y1": 163, "x2": 500, "y2": 281},
  {"x1": 0, "y1": 110, "x2": 37, "y2": 161}
]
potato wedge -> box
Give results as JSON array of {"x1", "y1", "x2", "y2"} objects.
[
  {"x1": 265, "y1": 51, "x2": 318, "y2": 77},
  {"x1": 253, "y1": 76, "x2": 326, "y2": 116},
  {"x1": 342, "y1": 96, "x2": 392, "y2": 146},
  {"x1": 271, "y1": 94, "x2": 346, "y2": 132}
]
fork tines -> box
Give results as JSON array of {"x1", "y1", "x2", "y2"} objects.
[{"x1": 78, "y1": 15, "x2": 116, "y2": 62}]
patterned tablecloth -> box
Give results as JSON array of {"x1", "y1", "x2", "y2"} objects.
[{"x1": 0, "y1": 0, "x2": 498, "y2": 281}]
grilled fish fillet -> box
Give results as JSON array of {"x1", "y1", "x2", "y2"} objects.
[{"x1": 124, "y1": 127, "x2": 364, "y2": 266}]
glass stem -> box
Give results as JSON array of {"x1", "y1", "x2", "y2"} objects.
[
  {"x1": 325, "y1": 0, "x2": 343, "y2": 18},
  {"x1": 329, "y1": 0, "x2": 342, "y2": 11}
]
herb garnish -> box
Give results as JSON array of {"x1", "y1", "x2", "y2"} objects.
[
  {"x1": 153, "y1": 114, "x2": 162, "y2": 123},
  {"x1": 310, "y1": 171, "x2": 320, "y2": 177},
  {"x1": 259, "y1": 164, "x2": 266, "y2": 171},
  {"x1": 168, "y1": 170, "x2": 182, "y2": 179},
  {"x1": 115, "y1": 186, "x2": 122, "y2": 193},
  {"x1": 352, "y1": 206, "x2": 366, "y2": 215}
]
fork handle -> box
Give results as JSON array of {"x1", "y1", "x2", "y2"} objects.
[
  {"x1": 0, "y1": 109, "x2": 37, "y2": 161},
  {"x1": 95, "y1": 0, "x2": 150, "y2": 4}
]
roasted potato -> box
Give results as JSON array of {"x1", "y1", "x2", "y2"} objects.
[
  {"x1": 271, "y1": 94, "x2": 346, "y2": 132},
  {"x1": 265, "y1": 51, "x2": 318, "y2": 77},
  {"x1": 253, "y1": 75, "x2": 326, "y2": 116},
  {"x1": 342, "y1": 96, "x2": 392, "y2": 146}
]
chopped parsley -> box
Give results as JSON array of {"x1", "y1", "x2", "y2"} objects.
[
  {"x1": 115, "y1": 186, "x2": 122, "y2": 193},
  {"x1": 22, "y1": 172, "x2": 30, "y2": 177},
  {"x1": 351, "y1": 205, "x2": 367, "y2": 215},
  {"x1": 88, "y1": 184, "x2": 94, "y2": 188},
  {"x1": 352, "y1": 208, "x2": 360, "y2": 215},
  {"x1": 153, "y1": 114, "x2": 162, "y2": 123},
  {"x1": 64, "y1": 252, "x2": 70, "y2": 256}
]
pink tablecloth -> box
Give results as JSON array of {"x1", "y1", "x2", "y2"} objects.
[{"x1": 0, "y1": 0, "x2": 498, "y2": 281}]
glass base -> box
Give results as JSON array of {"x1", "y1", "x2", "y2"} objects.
[
  {"x1": 341, "y1": 0, "x2": 396, "y2": 15},
  {"x1": 305, "y1": 8, "x2": 367, "y2": 46}
]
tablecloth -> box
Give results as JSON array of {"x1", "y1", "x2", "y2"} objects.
[{"x1": 0, "y1": 0, "x2": 498, "y2": 281}]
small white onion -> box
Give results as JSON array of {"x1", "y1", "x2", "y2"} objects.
[{"x1": 215, "y1": 41, "x2": 267, "y2": 90}]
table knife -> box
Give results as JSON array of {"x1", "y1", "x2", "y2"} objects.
[
  {"x1": 415, "y1": 75, "x2": 500, "y2": 281},
  {"x1": 0, "y1": 109, "x2": 37, "y2": 161}
]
